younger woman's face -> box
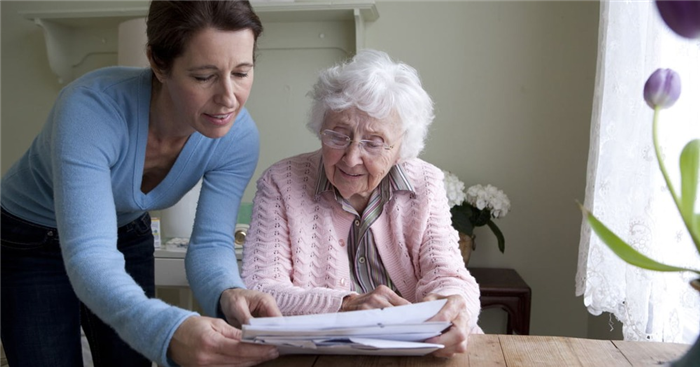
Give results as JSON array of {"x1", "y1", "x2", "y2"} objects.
[{"x1": 154, "y1": 27, "x2": 255, "y2": 138}]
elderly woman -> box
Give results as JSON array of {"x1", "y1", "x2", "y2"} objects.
[{"x1": 241, "y1": 49, "x2": 481, "y2": 356}]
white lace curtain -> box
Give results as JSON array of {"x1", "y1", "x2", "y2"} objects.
[{"x1": 576, "y1": 1, "x2": 700, "y2": 344}]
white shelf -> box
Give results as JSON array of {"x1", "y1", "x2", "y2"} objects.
[
  {"x1": 20, "y1": 1, "x2": 378, "y2": 83},
  {"x1": 154, "y1": 244, "x2": 244, "y2": 288}
]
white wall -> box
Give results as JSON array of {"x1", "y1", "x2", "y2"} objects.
[
  {"x1": 363, "y1": 0, "x2": 599, "y2": 339},
  {"x1": 1, "y1": 0, "x2": 608, "y2": 339}
]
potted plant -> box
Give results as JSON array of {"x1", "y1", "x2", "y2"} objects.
[{"x1": 443, "y1": 170, "x2": 510, "y2": 264}]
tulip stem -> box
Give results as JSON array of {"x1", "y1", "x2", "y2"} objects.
[
  {"x1": 652, "y1": 108, "x2": 700, "y2": 258},
  {"x1": 652, "y1": 106, "x2": 680, "y2": 203},
  {"x1": 652, "y1": 107, "x2": 682, "y2": 215}
]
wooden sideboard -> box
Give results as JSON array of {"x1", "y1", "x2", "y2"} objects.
[{"x1": 470, "y1": 267, "x2": 532, "y2": 335}]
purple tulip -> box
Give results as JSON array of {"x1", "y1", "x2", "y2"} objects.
[
  {"x1": 644, "y1": 68, "x2": 681, "y2": 109},
  {"x1": 656, "y1": 0, "x2": 700, "y2": 39}
]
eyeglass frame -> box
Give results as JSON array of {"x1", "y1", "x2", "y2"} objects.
[{"x1": 320, "y1": 129, "x2": 397, "y2": 155}]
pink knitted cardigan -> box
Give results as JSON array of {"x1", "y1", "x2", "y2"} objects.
[{"x1": 241, "y1": 150, "x2": 482, "y2": 332}]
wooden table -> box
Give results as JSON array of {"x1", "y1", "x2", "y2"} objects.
[
  {"x1": 470, "y1": 267, "x2": 532, "y2": 335},
  {"x1": 258, "y1": 334, "x2": 690, "y2": 367}
]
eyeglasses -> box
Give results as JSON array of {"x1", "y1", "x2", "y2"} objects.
[{"x1": 321, "y1": 129, "x2": 395, "y2": 156}]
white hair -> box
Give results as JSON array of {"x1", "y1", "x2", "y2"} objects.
[{"x1": 306, "y1": 49, "x2": 434, "y2": 161}]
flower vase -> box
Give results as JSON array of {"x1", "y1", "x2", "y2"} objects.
[
  {"x1": 670, "y1": 280, "x2": 700, "y2": 366},
  {"x1": 458, "y1": 232, "x2": 476, "y2": 266}
]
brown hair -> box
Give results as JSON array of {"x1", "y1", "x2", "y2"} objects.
[{"x1": 147, "y1": 0, "x2": 263, "y2": 75}]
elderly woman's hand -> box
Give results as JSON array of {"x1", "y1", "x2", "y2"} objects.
[
  {"x1": 422, "y1": 293, "x2": 471, "y2": 357},
  {"x1": 219, "y1": 288, "x2": 282, "y2": 328},
  {"x1": 340, "y1": 285, "x2": 411, "y2": 311}
]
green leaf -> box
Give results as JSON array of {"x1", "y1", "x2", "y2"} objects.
[
  {"x1": 474, "y1": 208, "x2": 491, "y2": 226},
  {"x1": 579, "y1": 203, "x2": 699, "y2": 274},
  {"x1": 450, "y1": 205, "x2": 474, "y2": 236},
  {"x1": 679, "y1": 140, "x2": 699, "y2": 218},
  {"x1": 486, "y1": 219, "x2": 505, "y2": 253},
  {"x1": 679, "y1": 139, "x2": 700, "y2": 246}
]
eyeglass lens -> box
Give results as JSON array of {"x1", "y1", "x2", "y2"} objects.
[{"x1": 322, "y1": 130, "x2": 389, "y2": 154}]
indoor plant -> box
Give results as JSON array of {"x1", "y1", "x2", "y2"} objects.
[
  {"x1": 580, "y1": 1, "x2": 700, "y2": 365},
  {"x1": 443, "y1": 170, "x2": 510, "y2": 262}
]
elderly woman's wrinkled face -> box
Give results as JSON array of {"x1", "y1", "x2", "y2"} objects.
[{"x1": 321, "y1": 108, "x2": 402, "y2": 210}]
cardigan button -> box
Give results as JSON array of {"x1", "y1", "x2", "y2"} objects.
[{"x1": 339, "y1": 239, "x2": 345, "y2": 247}]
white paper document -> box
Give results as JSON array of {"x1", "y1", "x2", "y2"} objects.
[{"x1": 242, "y1": 299, "x2": 451, "y2": 356}]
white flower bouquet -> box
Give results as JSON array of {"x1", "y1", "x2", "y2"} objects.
[{"x1": 443, "y1": 170, "x2": 511, "y2": 253}]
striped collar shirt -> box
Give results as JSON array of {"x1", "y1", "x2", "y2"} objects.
[{"x1": 315, "y1": 160, "x2": 415, "y2": 294}]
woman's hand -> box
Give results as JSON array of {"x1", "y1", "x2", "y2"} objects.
[
  {"x1": 340, "y1": 285, "x2": 411, "y2": 311},
  {"x1": 422, "y1": 293, "x2": 471, "y2": 357},
  {"x1": 168, "y1": 315, "x2": 278, "y2": 367},
  {"x1": 219, "y1": 288, "x2": 282, "y2": 328}
]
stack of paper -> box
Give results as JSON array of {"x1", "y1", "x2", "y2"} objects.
[{"x1": 242, "y1": 299, "x2": 451, "y2": 356}]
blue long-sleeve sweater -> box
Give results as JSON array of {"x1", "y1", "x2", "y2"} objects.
[{"x1": 1, "y1": 66, "x2": 259, "y2": 366}]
